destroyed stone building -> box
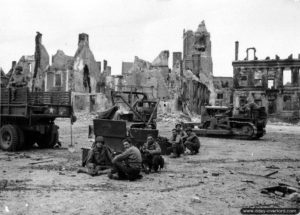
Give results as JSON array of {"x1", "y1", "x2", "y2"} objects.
[
  {"x1": 233, "y1": 42, "x2": 300, "y2": 122},
  {"x1": 5, "y1": 32, "x2": 112, "y2": 113},
  {"x1": 32, "y1": 32, "x2": 50, "y2": 92},
  {"x1": 121, "y1": 51, "x2": 170, "y2": 99},
  {"x1": 0, "y1": 67, "x2": 8, "y2": 88},
  {"x1": 213, "y1": 76, "x2": 233, "y2": 107},
  {"x1": 180, "y1": 21, "x2": 214, "y2": 113}
]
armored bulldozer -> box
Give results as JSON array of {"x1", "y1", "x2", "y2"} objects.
[
  {"x1": 88, "y1": 90, "x2": 160, "y2": 153},
  {"x1": 0, "y1": 87, "x2": 75, "y2": 151},
  {"x1": 183, "y1": 105, "x2": 267, "y2": 140}
]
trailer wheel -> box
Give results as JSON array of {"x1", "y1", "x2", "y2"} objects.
[
  {"x1": 38, "y1": 125, "x2": 59, "y2": 149},
  {"x1": 0, "y1": 125, "x2": 20, "y2": 151}
]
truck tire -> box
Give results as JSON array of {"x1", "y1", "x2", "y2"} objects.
[
  {"x1": 0, "y1": 124, "x2": 20, "y2": 151},
  {"x1": 38, "y1": 125, "x2": 59, "y2": 149}
]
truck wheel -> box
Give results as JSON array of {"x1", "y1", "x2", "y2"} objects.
[
  {"x1": 38, "y1": 125, "x2": 59, "y2": 148},
  {"x1": 0, "y1": 125, "x2": 20, "y2": 151}
]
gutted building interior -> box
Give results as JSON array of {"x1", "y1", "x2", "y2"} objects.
[{"x1": 233, "y1": 42, "x2": 300, "y2": 122}]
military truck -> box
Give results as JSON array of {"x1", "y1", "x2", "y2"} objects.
[{"x1": 0, "y1": 87, "x2": 75, "y2": 151}]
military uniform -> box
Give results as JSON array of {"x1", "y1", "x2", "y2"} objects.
[
  {"x1": 110, "y1": 146, "x2": 142, "y2": 181},
  {"x1": 168, "y1": 133, "x2": 184, "y2": 158},
  {"x1": 141, "y1": 141, "x2": 164, "y2": 172},
  {"x1": 185, "y1": 131, "x2": 200, "y2": 155}
]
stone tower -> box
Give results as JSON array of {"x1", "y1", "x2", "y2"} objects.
[{"x1": 183, "y1": 21, "x2": 215, "y2": 104}]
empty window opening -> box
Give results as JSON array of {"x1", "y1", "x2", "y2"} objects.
[
  {"x1": 83, "y1": 65, "x2": 91, "y2": 93},
  {"x1": 254, "y1": 71, "x2": 262, "y2": 87},
  {"x1": 268, "y1": 100, "x2": 276, "y2": 114},
  {"x1": 239, "y1": 75, "x2": 248, "y2": 86},
  {"x1": 239, "y1": 96, "x2": 247, "y2": 107},
  {"x1": 217, "y1": 93, "x2": 223, "y2": 99},
  {"x1": 248, "y1": 50, "x2": 255, "y2": 60},
  {"x1": 283, "y1": 68, "x2": 292, "y2": 86},
  {"x1": 283, "y1": 95, "x2": 292, "y2": 110},
  {"x1": 55, "y1": 73, "x2": 61, "y2": 87},
  {"x1": 268, "y1": 79, "x2": 274, "y2": 89}
]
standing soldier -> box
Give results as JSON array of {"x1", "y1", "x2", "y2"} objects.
[
  {"x1": 140, "y1": 135, "x2": 164, "y2": 173},
  {"x1": 8, "y1": 66, "x2": 27, "y2": 100},
  {"x1": 184, "y1": 127, "x2": 200, "y2": 155}
]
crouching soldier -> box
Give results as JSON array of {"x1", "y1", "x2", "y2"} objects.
[
  {"x1": 78, "y1": 136, "x2": 113, "y2": 176},
  {"x1": 141, "y1": 135, "x2": 164, "y2": 173},
  {"x1": 184, "y1": 127, "x2": 200, "y2": 155},
  {"x1": 108, "y1": 139, "x2": 142, "y2": 181},
  {"x1": 168, "y1": 129, "x2": 184, "y2": 158}
]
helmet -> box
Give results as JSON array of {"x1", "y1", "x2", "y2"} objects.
[{"x1": 95, "y1": 136, "x2": 104, "y2": 143}]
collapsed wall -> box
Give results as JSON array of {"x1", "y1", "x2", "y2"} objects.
[
  {"x1": 73, "y1": 33, "x2": 101, "y2": 93},
  {"x1": 32, "y1": 32, "x2": 50, "y2": 91},
  {"x1": 183, "y1": 21, "x2": 215, "y2": 107},
  {"x1": 124, "y1": 51, "x2": 170, "y2": 99}
]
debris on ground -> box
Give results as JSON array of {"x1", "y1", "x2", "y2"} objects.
[
  {"x1": 212, "y1": 173, "x2": 219, "y2": 177},
  {"x1": 241, "y1": 180, "x2": 255, "y2": 184},
  {"x1": 0, "y1": 179, "x2": 8, "y2": 189},
  {"x1": 289, "y1": 192, "x2": 300, "y2": 203},
  {"x1": 261, "y1": 183, "x2": 298, "y2": 197},
  {"x1": 29, "y1": 160, "x2": 54, "y2": 165},
  {"x1": 191, "y1": 195, "x2": 202, "y2": 203},
  {"x1": 265, "y1": 165, "x2": 280, "y2": 169},
  {"x1": 264, "y1": 171, "x2": 279, "y2": 178}
]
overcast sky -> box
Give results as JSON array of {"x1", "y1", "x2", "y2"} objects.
[{"x1": 0, "y1": 0, "x2": 299, "y2": 76}]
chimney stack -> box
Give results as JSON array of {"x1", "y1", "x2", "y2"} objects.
[
  {"x1": 103, "y1": 60, "x2": 107, "y2": 71},
  {"x1": 11, "y1": 61, "x2": 16, "y2": 69},
  {"x1": 235, "y1": 41, "x2": 239, "y2": 61},
  {"x1": 78, "y1": 33, "x2": 89, "y2": 45}
]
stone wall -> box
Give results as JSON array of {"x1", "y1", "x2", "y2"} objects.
[
  {"x1": 73, "y1": 33, "x2": 100, "y2": 93},
  {"x1": 182, "y1": 21, "x2": 215, "y2": 106},
  {"x1": 213, "y1": 76, "x2": 233, "y2": 107},
  {"x1": 124, "y1": 52, "x2": 170, "y2": 99},
  {"x1": 232, "y1": 43, "x2": 300, "y2": 121}
]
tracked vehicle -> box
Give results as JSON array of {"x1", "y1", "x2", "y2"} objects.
[{"x1": 183, "y1": 105, "x2": 267, "y2": 140}]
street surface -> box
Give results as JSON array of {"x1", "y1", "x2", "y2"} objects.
[{"x1": 0, "y1": 116, "x2": 299, "y2": 215}]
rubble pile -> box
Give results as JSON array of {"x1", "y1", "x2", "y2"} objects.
[{"x1": 157, "y1": 111, "x2": 192, "y2": 123}]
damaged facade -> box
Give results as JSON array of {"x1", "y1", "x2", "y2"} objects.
[
  {"x1": 180, "y1": 20, "x2": 214, "y2": 114},
  {"x1": 5, "y1": 32, "x2": 112, "y2": 113},
  {"x1": 233, "y1": 42, "x2": 300, "y2": 122},
  {"x1": 121, "y1": 51, "x2": 170, "y2": 99},
  {"x1": 117, "y1": 21, "x2": 214, "y2": 115},
  {"x1": 213, "y1": 76, "x2": 233, "y2": 107}
]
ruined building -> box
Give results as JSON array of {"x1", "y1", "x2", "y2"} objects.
[
  {"x1": 213, "y1": 76, "x2": 233, "y2": 107},
  {"x1": 179, "y1": 21, "x2": 214, "y2": 114},
  {"x1": 32, "y1": 32, "x2": 50, "y2": 92},
  {"x1": 233, "y1": 42, "x2": 300, "y2": 122},
  {"x1": 121, "y1": 51, "x2": 170, "y2": 99}
]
